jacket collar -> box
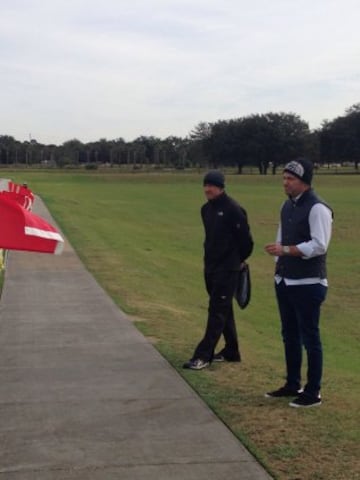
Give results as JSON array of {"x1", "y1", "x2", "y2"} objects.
[{"x1": 209, "y1": 191, "x2": 227, "y2": 206}]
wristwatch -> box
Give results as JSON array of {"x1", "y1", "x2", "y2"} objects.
[{"x1": 282, "y1": 245, "x2": 291, "y2": 255}]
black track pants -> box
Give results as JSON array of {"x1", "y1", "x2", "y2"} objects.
[{"x1": 192, "y1": 270, "x2": 240, "y2": 362}]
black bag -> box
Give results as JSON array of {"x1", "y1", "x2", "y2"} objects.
[{"x1": 234, "y1": 263, "x2": 251, "y2": 309}]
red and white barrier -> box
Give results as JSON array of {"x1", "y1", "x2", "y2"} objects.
[{"x1": 0, "y1": 179, "x2": 64, "y2": 255}]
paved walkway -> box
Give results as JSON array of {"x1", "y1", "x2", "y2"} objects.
[{"x1": 0, "y1": 197, "x2": 272, "y2": 480}]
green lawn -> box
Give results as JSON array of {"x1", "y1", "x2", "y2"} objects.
[{"x1": 8, "y1": 170, "x2": 360, "y2": 480}]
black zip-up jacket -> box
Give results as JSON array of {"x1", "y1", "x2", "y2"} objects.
[{"x1": 201, "y1": 192, "x2": 254, "y2": 273}]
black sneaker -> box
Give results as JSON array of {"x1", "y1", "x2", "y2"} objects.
[
  {"x1": 289, "y1": 392, "x2": 321, "y2": 408},
  {"x1": 213, "y1": 353, "x2": 226, "y2": 362},
  {"x1": 265, "y1": 385, "x2": 303, "y2": 398},
  {"x1": 213, "y1": 352, "x2": 241, "y2": 362},
  {"x1": 182, "y1": 358, "x2": 210, "y2": 370}
]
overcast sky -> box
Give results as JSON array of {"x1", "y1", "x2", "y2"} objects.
[{"x1": 1, "y1": 0, "x2": 359, "y2": 144}]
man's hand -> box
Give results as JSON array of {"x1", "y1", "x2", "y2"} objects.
[
  {"x1": 265, "y1": 243, "x2": 302, "y2": 257},
  {"x1": 264, "y1": 243, "x2": 283, "y2": 256}
]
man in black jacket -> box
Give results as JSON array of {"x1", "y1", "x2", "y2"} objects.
[{"x1": 183, "y1": 171, "x2": 254, "y2": 370}]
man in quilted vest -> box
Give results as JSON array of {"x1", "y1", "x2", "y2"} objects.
[{"x1": 265, "y1": 158, "x2": 333, "y2": 408}]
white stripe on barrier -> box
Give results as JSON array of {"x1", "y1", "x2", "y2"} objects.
[{"x1": 24, "y1": 226, "x2": 64, "y2": 242}]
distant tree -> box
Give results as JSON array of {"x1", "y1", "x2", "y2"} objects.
[
  {"x1": 263, "y1": 112, "x2": 310, "y2": 174},
  {"x1": 189, "y1": 122, "x2": 211, "y2": 141},
  {"x1": 320, "y1": 104, "x2": 360, "y2": 169},
  {"x1": 96, "y1": 138, "x2": 111, "y2": 163},
  {"x1": 109, "y1": 138, "x2": 126, "y2": 166},
  {"x1": 1, "y1": 104, "x2": 358, "y2": 172},
  {"x1": 188, "y1": 122, "x2": 212, "y2": 167},
  {"x1": 0, "y1": 135, "x2": 16, "y2": 148},
  {"x1": 132, "y1": 136, "x2": 162, "y2": 165},
  {"x1": 22, "y1": 139, "x2": 45, "y2": 166},
  {"x1": 160, "y1": 136, "x2": 183, "y2": 166},
  {"x1": 206, "y1": 120, "x2": 230, "y2": 169},
  {"x1": 344, "y1": 104, "x2": 360, "y2": 170},
  {"x1": 203, "y1": 112, "x2": 310, "y2": 174},
  {"x1": 304, "y1": 130, "x2": 321, "y2": 164},
  {"x1": 233, "y1": 115, "x2": 270, "y2": 174},
  {"x1": 345, "y1": 103, "x2": 360, "y2": 115},
  {"x1": 0, "y1": 135, "x2": 16, "y2": 164},
  {"x1": 61, "y1": 139, "x2": 85, "y2": 165}
]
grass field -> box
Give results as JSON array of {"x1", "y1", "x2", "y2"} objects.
[{"x1": 8, "y1": 170, "x2": 360, "y2": 480}]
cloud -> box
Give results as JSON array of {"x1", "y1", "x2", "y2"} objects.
[{"x1": 0, "y1": 0, "x2": 359, "y2": 142}]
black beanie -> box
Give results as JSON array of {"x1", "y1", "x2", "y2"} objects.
[
  {"x1": 203, "y1": 170, "x2": 225, "y2": 189},
  {"x1": 283, "y1": 158, "x2": 313, "y2": 185}
]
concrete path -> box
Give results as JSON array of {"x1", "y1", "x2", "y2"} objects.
[{"x1": 0, "y1": 197, "x2": 272, "y2": 480}]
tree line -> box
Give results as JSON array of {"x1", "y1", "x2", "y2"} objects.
[{"x1": 1, "y1": 103, "x2": 359, "y2": 173}]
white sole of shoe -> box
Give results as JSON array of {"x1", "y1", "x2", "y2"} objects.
[
  {"x1": 289, "y1": 400, "x2": 322, "y2": 408},
  {"x1": 190, "y1": 363, "x2": 209, "y2": 370}
]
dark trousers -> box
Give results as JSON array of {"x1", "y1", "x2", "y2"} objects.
[
  {"x1": 275, "y1": 280, "x2": 327, "y2": 397},
  {"x1": 192, "y1": 270, "x2": 240, "y2": 362}
]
